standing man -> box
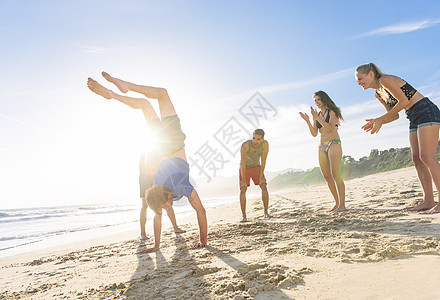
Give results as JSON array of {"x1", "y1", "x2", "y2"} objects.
[
  {"x1": 239, "y1": 129, "x2": 271, "y2": 222},
  {"x1": 139, "y1": 151, "x2": 185, "y2": 240}
]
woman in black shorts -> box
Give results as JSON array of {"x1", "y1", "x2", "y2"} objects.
[{"x1": 355, "y1": 63, "x2": 440, "y2": 213}]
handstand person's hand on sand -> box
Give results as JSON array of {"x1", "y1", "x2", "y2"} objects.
[{"x1": 193, "y1": 241, "x2": 207, "y2": 249}]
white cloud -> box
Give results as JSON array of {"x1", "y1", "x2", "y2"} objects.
[
  {"x1": 197, "y1": 67, "x2": 354, "y2": 118},
  {"x1": 76, "y1": 43, "x2": 109, "y2": 54},
  {"x1": 258, "y1": 68, "x2": 354, "y2": 95},
  {"x1": 352, "y1": 19, "x2": 440, "y2": 39}
]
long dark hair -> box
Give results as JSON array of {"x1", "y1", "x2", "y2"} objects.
[{"x1": 313, "y1": 91, "x2": 343, "y2": 120}]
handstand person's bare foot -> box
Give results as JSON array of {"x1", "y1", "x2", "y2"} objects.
[
  {"x1": 87, "y1": 78, "x2": 113, "y2": 99},
  {"x1": 408, "y1": 200, "x2": 436, "y2": 211},
  {"x1": 102, "y1": 72, "x2": 129, "y2": 93},
  {"x1": 428, "y1": 203, "x2": 440, "y2": 214},
  {"x1": 335, "y1": 206, "x2": 347, "y2": 212},
  {"x1": 174, "y1": 227, "x2": 186, "y2": 233}
]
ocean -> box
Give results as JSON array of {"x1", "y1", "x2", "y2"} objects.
[{"x1": 0, "y1": 195, "x2": 237, "y2": 258}]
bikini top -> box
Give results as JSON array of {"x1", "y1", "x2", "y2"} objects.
[
  {"x1": 316, "y1": 110, "x2": 330, "y2": 129},
  {"x1": 375, "y1": 81, "x2": 417, "y2": 108}
]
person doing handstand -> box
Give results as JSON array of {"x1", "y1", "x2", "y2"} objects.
[{"x1": 87, "y1": 73, "x2": 207, "y2": 251}]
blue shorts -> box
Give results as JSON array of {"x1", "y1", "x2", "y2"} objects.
[{"x1": 406, "y1": 98, "x2": 440, "y2": 132}]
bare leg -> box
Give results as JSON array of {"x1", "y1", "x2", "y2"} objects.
[
  {"x1": 102, "y1": 72, "x2": 177, "y2": 118},
  {"x1": 165, "y1": 206, "x2": 186, "y2": 233},
  {"x1": 260, "y1": 183, "x2": 271, "y2": 217},
  {"x1": 328, "y1": 144, "x2": 346, "y2": 212},
  {"x1": 319, "y1": 150, "x2": 339, "y2": 211},
  {"x1": 102, "y1": 72, "x2": 129, "y2": 93},
  {"x1": 88, "y1": 77, "x2": 162, "y2": 128},
  {"x1": 240, "y1": 186, "x2": 248, "y2": 221},
  {"x1": 140, "y1": 198, "x2": 148, "y2": 240},
  {"x1": 408, "y1": 131, "x2": 436, "y2": 211},
  {"x1": 415, "y1": 125, "x2": 440, "y2": 213}
]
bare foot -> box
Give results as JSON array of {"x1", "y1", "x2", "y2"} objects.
[
  {"x1": 428, "y1": 203, "x2": 440, "y2": 214},
  {"x1": 174, "y1": 227, "x2": 186, "y2": 233},
  {"x1": 87, "y1": 78, "x2": 113, "y2": 99},
  {"x1": 335, "y1": 207, "x2": 347, "y2": 212},
  {"x1": 102, "y1": 72, "x2": 129, "y2": 93},
  {"x1": 408, "y1": 201, "x2": 436, "y2": 211},
  {"x1": 240, "y1": 217, "x2": 248, "y2": 223},
  {"x1": 330, "y1": 205, "x2": 338, "y2": 212},
  {"x1": 139, "y1": 234, "x2": 148, "y2": 241},
  {"x1": 137, "y1": 246, "x2": 159, "y2": 253},
  {"x1": 264, "y1": 213, "x2": 273, "y2": 219},
  {"x1": 193, "y1": 242, "x2": 207, "y2": 248}
]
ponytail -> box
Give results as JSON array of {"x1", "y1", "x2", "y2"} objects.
[{"x1": 356, "y1": 62, "x2": 384, "y2": 79}]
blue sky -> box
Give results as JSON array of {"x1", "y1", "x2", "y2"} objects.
[{"x1": 1, "y1": 0, "x2": 440, "y2": 208}]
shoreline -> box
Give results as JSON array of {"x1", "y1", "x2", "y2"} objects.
[
  {"x1": 0, "y1": 193, "x2": 246, "y2": 260},
  {"x1": 2, "y1": 166, "x2": 440, "y2": 299},
  {"x1": 0, "y1": 196, "x2": 242, "y2": 264}
]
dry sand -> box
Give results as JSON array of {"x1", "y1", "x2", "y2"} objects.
[{"x1": 1, "y1": 166, "x2": 440, "y2": 299}]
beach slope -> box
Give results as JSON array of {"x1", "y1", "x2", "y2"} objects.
[{"x1": 1, "y1": 167, "x2": 440, "y2": 299}]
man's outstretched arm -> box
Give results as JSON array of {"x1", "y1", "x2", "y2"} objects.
[
  {"x1": 189, "y1": 190, "x2": 207, "y2": 247},
  {"x1": 138, "y1": 213, "x2": 162, "y2": 253}
]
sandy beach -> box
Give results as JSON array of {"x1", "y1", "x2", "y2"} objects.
[{"x1": 1, "y1": 166, "x2": 440, "y2": 299}]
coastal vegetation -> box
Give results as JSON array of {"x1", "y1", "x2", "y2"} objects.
[{"x1": 269, "y1": 142, "x2": 440, "y2": 189}]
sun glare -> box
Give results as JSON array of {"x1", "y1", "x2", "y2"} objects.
[{"x1": 140, "y1": 130, "x2": 158, "y2": 155}]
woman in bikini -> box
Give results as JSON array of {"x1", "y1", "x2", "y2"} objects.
[
  {"x1": 299, "y1": 91, "x2": 346, "y2": 212},
  {"x1": 356, "y1": 63, "x2": 440, "y2": 213}
]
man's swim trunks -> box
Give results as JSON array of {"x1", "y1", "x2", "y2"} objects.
[
  {"x1": 239, "y1": 165, "x2": 266, "y2": 187},
  {"x1": 150, "y1": 115, "x2": 186, "y2": 156}
]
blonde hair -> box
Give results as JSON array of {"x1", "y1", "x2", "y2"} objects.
[{"x1": 356, "y1": 62, "x2": 384, "y2": 79}]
